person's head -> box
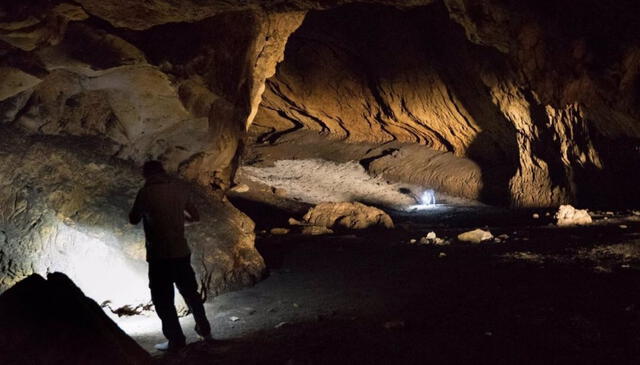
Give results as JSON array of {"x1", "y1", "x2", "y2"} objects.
[{"x1": 142, "y1": 160, "x2": 166, "y2": 178}]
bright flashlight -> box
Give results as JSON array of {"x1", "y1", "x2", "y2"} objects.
[
  {"x1": 420, "y1": 189, "x2": 436, "y2": 205},
  {"x1": 407, "y1": 189, "x2": 437, "y2": 211}
]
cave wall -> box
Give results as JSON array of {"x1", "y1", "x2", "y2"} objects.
[
  {"x1": 0, "y1": 1, "x2": 306, "y2": 299},
  {"x1": 2, "y1": 0, "x2": 640, "y2": 301},
  {"x1": 253, "y1": 1, "x2": 640, "y2": 207},
  {"x1": 0, "y1": 2, "x2": 307, "y2": 189},
  {"x1": 445, "y1": 0, "x2": 640, "y2": 206},
  {"x1": 0, "y1": 127, "x2": 263, "y2": 305}
]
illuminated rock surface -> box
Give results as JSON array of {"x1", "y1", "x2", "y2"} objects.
[
  {"x1": 1, "y1": 0, "x2": 639, "y2": 210},
  {"x1": 302, "y1": 202, "x2": 394, "y2": 230},
  {"x1": 555, "y1": 204, "x2": 593, "y2": 227},
  {"x1": 0, "y1": 127, "x2": 263, "y2": 305},
  {"x1": 252, "y1": 1, "x2": 640, "y2": 207},
  {"x1": 0, "y1": 272, "x2": 151, "y2": 365}
]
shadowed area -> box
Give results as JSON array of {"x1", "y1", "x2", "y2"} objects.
[{"x1": 122, "y1": 208, "x2": 640, "y2": 364}]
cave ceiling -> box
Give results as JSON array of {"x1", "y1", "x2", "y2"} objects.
[{"x1": 1, "y1": 0, "x2": 640, "y2": 207}]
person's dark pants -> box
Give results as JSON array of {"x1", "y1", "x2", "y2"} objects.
[{"x1": 148, "y1": 256, "x2": 211, "y2": 345}]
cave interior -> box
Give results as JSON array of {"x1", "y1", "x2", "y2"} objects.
[{"x1": 1, "y1": 0, "x2": 640, "y2": 364}]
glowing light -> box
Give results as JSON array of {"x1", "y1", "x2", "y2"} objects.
[
  {"x1": 407, "y1": 189, "x2": 438, "y2": 211},
  {"x1": 420, "y1": 189, "x2": 436, "y2": 205},
  {"x1": 37, "y1": 222, "x2": 150, "y2": 308}
]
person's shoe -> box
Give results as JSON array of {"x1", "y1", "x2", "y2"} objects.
[{"x1": 154, "y1": 341, "x2": 185, "y2": 352}]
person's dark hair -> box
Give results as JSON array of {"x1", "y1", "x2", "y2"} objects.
[{"x1": 142, "y1": 160, "x2": 166, "y2": 178}]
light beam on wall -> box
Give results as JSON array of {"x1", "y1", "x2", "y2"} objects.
[{"x1": 39, "y1": 222, "x2": 150, "y2": 308}]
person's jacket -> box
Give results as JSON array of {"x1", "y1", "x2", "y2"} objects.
[{"x1": 129, "y1": 173, "x2": 199, "y2": 261}]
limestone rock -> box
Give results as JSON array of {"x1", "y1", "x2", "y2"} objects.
[
  {"x1": 0, "y1": 0, "x2": 639, "y2": 216},
  {"x1": 1, "y1": 0, "x2": 640, "y2": 309},
  {"x1": 252, "y1": 2, "x2": 640, "y2": 207},
  {"x1": 273, "y1": 187, "x2": 288, "y2": 197},
  {"x1": 426, "y1": 231, "x2": 437, "y2": 240},
  {"x1": 302, "y1": 202, "x2": 394, "y2": 230},
  {"x1": 457, "y1": 229, "x2": 494, "y2": 243},
  {"x1": 301, "y1": 225, "x2": 334, "y2": 236},
  {"x1": 270, "y1": 228, "x2": 290, "y2": 235},
  {"x1": 0, "y1": 3, "x2": 89, "y2": 51},
  {"x1": 0, "y1": 67, "x2": 41, "y2": 102},
  {"x1": 229, "y1": 184, "x2": 250, "y2": 193},
  {"x1": 0, "y1": 127, "x2": 264, "y2": 305},
  {"x1": 0, "y1": 273, "x2": 151, "y2": 365},
  {"x1": 419, "y1": 231, "x2": 445, "y2": 245},
  {"x1": 288, "y1": 217, "x2": 303, "y2": 226},
  {"x1": 72, "y1": 0, "x2": 434, "y2": 30},
  {"x1": 555, "y1": 205, "x2": 592, "y2": 227}
]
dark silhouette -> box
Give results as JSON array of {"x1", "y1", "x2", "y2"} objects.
[{"x1": 129, "y1": 160, "x2": 211, "y2": 352}]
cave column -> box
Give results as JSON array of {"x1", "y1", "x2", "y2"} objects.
[{"x1": 182, "y1": 11, "x2": 305, "y2": 190}]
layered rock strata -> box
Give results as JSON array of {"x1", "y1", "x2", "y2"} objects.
[{"x1": 252, "y1": 1, "x2": 640, "y2": 207}]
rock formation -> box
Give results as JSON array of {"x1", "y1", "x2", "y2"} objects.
[
  {"x1": 1, "y1": 0, "x2": 640, "y2": 301},
  {"x1": 0, "y1": 127, "x2": 263, "y2": 306},
  {"x1": 302, "y1": 202, "x2": 394, "y2": 230},
  {"x1": 252, "y1": 1, "x2": 640, "y2": 207},
  {"x1": 0, "y1": 272, "x2": 151, "y2": 364}
]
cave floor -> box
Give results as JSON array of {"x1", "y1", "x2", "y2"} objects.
[{"x1": 124, "y1": 207, "x2": 640, "y2": 364}]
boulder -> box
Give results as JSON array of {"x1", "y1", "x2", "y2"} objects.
[
  {"x1": 0, "y1": 272, "x2": 151, "y2": 365},
  {"x1": 457, "y1": 229, "x2": 493, "y2": 243},
  {"x1": 301, "y1": 225, "x2": 334, "y2": 236},
  {"x1": 555, "y1": 205, "x2": 592, "y2": 226},
  {"x1": 302, "y1": 202, "x2": 394, "y2": 230}
]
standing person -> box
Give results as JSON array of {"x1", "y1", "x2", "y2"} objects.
[{"x1": 129, "y1": 160, "x2": 212, "y2": 352}]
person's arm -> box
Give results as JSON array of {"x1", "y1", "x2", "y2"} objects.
[
  {"x1": 184, "y1": 192, "x2": 200, "y2": 223},
  {"x1": 129, "y1": 190, "x2": 144, "y2": 225}
]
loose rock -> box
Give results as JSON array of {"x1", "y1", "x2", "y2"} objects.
[
  {"x1": 457, "y1": 229, "x2": 493, "y2": 243},
  {"x1": 270, "y1": 228, "x2": 290, "y2": 235},
  {"x1": 419, "y1": 231, "x2": 448, "y2": 245},
  {"x1": 288, "y1": 217, "x2": 303, "y2": 226},
  {"x1": 301, "y1": 225, "x2": 334, "y2": 236},
  {"x1": 229, "y1": 184, "x2": 250, "y2": 193},
  {"x1": 555, "y1": 205, "x2": 592, "y2": 226},
  {"x1": 302, "y1": 202, "x2": 394, "y2": 230}
]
